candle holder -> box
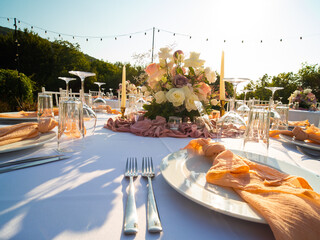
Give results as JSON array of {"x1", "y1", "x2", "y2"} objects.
[
  {"x1": 120, "y1": 107, "x2": 126, "y2": 119},
  {"x1": 220, "y1": 100, "x2": 226, "y2": 117}
]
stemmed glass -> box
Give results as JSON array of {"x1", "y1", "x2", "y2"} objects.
[
  {"x1": 58, "y1": 77, "x2": 76, "y2": 97},
  {"x1": 265, "y1": 87, "x2": 283, "y2": 105},
  {"x1": 237, "y1": 89, "x2": 252, "y2": 114},
  {"x1": 69, "y1": 70, "x2": 97, "y2": 135},
  {"x1": 93, "y1": 82, "x2": 107, "y2": 110},
  {"x1": 109, "y1": 88, "x2": 113, "y2": 97},
  {"x1": 216, "y1": 78, "x2": 250, "y2": 138},
  {"x1": 266, "y1": 86, "x2": 284, "y2": 130}
]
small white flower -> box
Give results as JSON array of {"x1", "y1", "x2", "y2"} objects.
[
  {"x1": 304, "y1": 89, "x2": 312, "y2": 94},
  {"x1": 155, "y1": 91, "x2": 167, "y2": 104},
  {"x1": 184, "y1": 52, "x2": 205, "y2": 68},
  {"x1": 141, "y1": 86, "x2": 147, "y2": 92},
  {"x1": 211, "y1": 99, "x2": 219, "y2": 106},
  {"x1": 204, "y1": 67, "x2": 216, "y2": 83},
  {"x1": 158, "y1": 47, "x2": 172, "y2": 61}
]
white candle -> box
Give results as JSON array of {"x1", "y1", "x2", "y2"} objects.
[
  {"x1": 220, "y1": 51, "x2": 225, "y2": 100},
  {"x1": 121, "y1": 66, "x2": 126, "y2": 108}
]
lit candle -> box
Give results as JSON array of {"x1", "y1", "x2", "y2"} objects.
[
  {"x1": 121, "y1": 66, "x2": 126, "y2": 108},
  {"x1": 220, "y1": 51, "x2": 225, "y2": 100}
]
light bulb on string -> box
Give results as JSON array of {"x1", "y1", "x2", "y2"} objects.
[
  {"x1": 7, "y1": 18, "x2": 9, "y2": 22},
  {"x1": 189, "y1": 36, "x2": 192, "y2": 39},
  {"x1": 115, "y1": 37, "x2": 117, "y2": 40},
  {"x1": 206, "y1": 38, "x2": 208, "y2": 41},
  {"x1": 300, "y1": 36, "x2": 302, "y2": 40}
]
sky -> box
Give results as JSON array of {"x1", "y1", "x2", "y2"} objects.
[{"x1": 1, "y1": 0, "x2": 320, "y2": 85}]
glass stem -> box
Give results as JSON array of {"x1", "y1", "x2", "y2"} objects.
[
  {"x1": 66, "y1": 82, "x2": 69, "y2": 97},
  {"x1": 230, "y1": 84, "x2": 237, "y2": 111},
  {"x1": 81, "y1": 79, "x2": 85, "y2": 103}
]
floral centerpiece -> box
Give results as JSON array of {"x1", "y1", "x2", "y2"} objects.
[
  {"x1": 288, "y1": 87, "x2": 317, "y2": 111},
  {"x1": 142, "y1": 48, "x2": 216, "y2": 120}
]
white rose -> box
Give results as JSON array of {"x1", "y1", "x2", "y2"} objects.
[
  {"x1": 185, "y1": 93, "x2": 199, "y2": 112},
  {"x1": 204, "y1": 67, "x2": 216, "y2": 83},
  {"x1": 211, "y1": 99, "x2": 219, "y2": 106},
  {"x1": 166, "y1": 88, "x2": 185, "y2": 107},
  {"x1": 155, "y1": 91, "x2": 167, "y2": 104},
  {"x1": 293, "y1": 90, "x2": 300, "y2": 96}
]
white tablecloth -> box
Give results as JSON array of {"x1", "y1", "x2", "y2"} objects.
[
  {"x1": 289, "y1": 109, "x2": 320, "y2": 126},
  {"x1": 0, "y1": 115, "x2": 319, "y2": 240}
]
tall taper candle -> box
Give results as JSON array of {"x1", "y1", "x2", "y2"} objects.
[
  {"x1": 121, "y1": 66, "x2": 126, "y2": 108},
  {"x1": 220, "y1": 51, "x2": 225, "y2": 100}
]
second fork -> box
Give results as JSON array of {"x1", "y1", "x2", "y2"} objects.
[{"x1": 142, "y1": 157, "x2": 162, "y2": 233}]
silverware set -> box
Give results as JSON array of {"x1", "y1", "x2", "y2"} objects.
[
  {"x1": 124, "y1": 157, "x2": 162, "y2": 235},
  {"x1": 0, "y1": 155, "x2": 70, "y2": 174}
]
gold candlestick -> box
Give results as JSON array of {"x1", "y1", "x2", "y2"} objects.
[
  {"x1": 220, "y1": 100, "x2": 226, "y2": 117},
  {"x1": 121, "y1": 107, "x2": 126, "y2": 119}
]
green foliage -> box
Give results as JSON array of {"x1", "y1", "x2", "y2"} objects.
[
  {"x1": 239, "y1": 64, "x2": 320, "y2": 104},
  {"x1": 0, "y1": 69, "x2": 35, "y2": 111},
  {"x1": 0, "y1": 28, "x2": 145, "y2": 99},
  {"x1": 143, "y1": 100, "x2": 199, "y2": 121}
]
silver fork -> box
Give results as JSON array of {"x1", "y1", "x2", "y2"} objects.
[
  {"x1": 124, "y1": 157, "x2": 138, "y2": 234},
  {"x1": 142, "y1": 157, "x2": 162, "y2": 233}
]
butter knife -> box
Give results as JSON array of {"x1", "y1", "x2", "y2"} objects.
[{"x1": 0, "y1": 155, "x2": 70, "y2": 174}]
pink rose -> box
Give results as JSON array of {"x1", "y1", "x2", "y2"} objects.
[
  {"x1": 198, "y1": 82, "x2": 211, "y2": 95},
  {"x1": 145, "y1": 63, "x2": 159, "y2": 76}
]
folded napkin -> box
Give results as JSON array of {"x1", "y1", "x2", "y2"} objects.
[
  {"x1": 184, "y1": 138, "x2": 320, "y2": 240},
  {"x1": 0, "y1": 111, "x2": 37, "y2": 118},
  {"x1": 288, "y1": 119, "x2": 310, "y2": 127},
  {"x1": 92, "y1": 105, "x2": 120, "y2": 114},
  {"x1": 0, "y1": 118, "x2": 57, "y2": 146},
  {"x1": 270, "y1": 125, "x2": 320, "y2": 145}
]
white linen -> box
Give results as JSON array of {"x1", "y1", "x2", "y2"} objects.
[
  {"x1": 289, "y1": 109, "x2": 320, "y2": 126},
  {"x1": 0, "y1": 116, "x2": 319, "y2": 240}
]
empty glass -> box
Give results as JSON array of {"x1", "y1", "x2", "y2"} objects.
[
  {"x1": 38, "y1": 93, "x2": 54, "y2": 131},
  {"x1": 243, "y1": 105, "x2": 271, "y2": 155},
  {"x1": 168, "y1": 116, "x2": 182, "y2": 130},
  {"x1": 271, "y1": 104, "x2": 289, "y2": 130},
  {"x1": 58, "y1": 77, "x2": 76, "y2": 97},
  {"x1": 58, "y1": 97, "x2": 84, "y2": 152},
  {"x1": 93, "y1": 82, "x2": 107, "y2": 111}
]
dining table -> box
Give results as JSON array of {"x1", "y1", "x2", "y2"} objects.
[
  {"x1": 0, "y1": 113, "x2": 319, "y2": 240},
  {"x1": 289, "y1": 109, "x2": 320, "y2": 127}
]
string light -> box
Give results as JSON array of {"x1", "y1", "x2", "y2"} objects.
[{"x1": 1, "y1": 18, "x2": 314, "y2": 44}]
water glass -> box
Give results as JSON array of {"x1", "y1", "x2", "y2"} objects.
[
  {"x1": 243, "y1": 105, "x2": 270, "y2": 155},
  {"x1": 58, "y1": 97, "x2": 84, "y2": 152},
  {"x1": 272, "y1": 104, "x2": 289, "y2": 130},
  {"x1": 38, "y1": 93, "x2": 54, "y2": 129},
  {"x1": 168, "y1": 116, "x2": 182, "y2": 130}
]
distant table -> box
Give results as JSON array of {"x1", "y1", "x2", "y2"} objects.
[{"x1": 289, "y1": 109, "x2": 320, "y2": 126}]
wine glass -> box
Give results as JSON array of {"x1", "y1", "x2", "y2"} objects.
[
  {"x1": 69, "y1": 71, "x2": 96, "y2": 101},
  {"x1": 58, "y1": 77, "x2": 76, "y2": 97},
  {"x1": 216, "y1": 78, "x2": 250, "y2": 138},
  {"x1": 93, "y1": 82, "x2": 107, "y2": 111},
  {"x1": 265, "y1": 87, "x2": 283, "y2": 105},
  {"x1": 69, "y1": 71, "x2": 97, "y2": 135},
  {"x1": 237, "y1": 89, "x2": 252, "y2": 115}
]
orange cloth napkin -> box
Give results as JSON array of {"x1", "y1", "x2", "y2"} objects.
[
  {"x1": 0, "y1": 109, "x2": 59, "y2": 118},
  {"x1": 93, "y1": 105, "x2": 120, "y2": 114},
  {"x1": 184, "y1": 138, "x2": 320, "y2": 240},
  {"x1": 0, "y1": 118, "x2": 57, "y2": 146},
  {"x1": 288, "y1": 119, "x2": 310, "y2": 127}
]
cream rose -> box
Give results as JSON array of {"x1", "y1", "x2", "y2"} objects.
[
  {"x1": 166, "y1": 88, "x2": 185, "y2": 107},
  {"x1": 211, "y1": 99, "x2": 219, "y2": 106},
  {"x1": 155, "y1": 91, "x2": 167, "y2": 104}
]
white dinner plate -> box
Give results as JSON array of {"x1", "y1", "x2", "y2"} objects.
[
  {"x1": 280, "y1": 134, "x2": 320, "y2": 151},
  {"x1": 0, "y1": 131, "x2": 56, "y2": 154},
  {"x1": 160, "y1": 149, "x2": 320, "y2": 224},
  {"x1": 0, "y1": 112, "x2": 37, "y2": 123}
]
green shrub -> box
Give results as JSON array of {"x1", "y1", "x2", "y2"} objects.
[{"x1": 0, "y1": 69, "x2": 35, "y2": 112}]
